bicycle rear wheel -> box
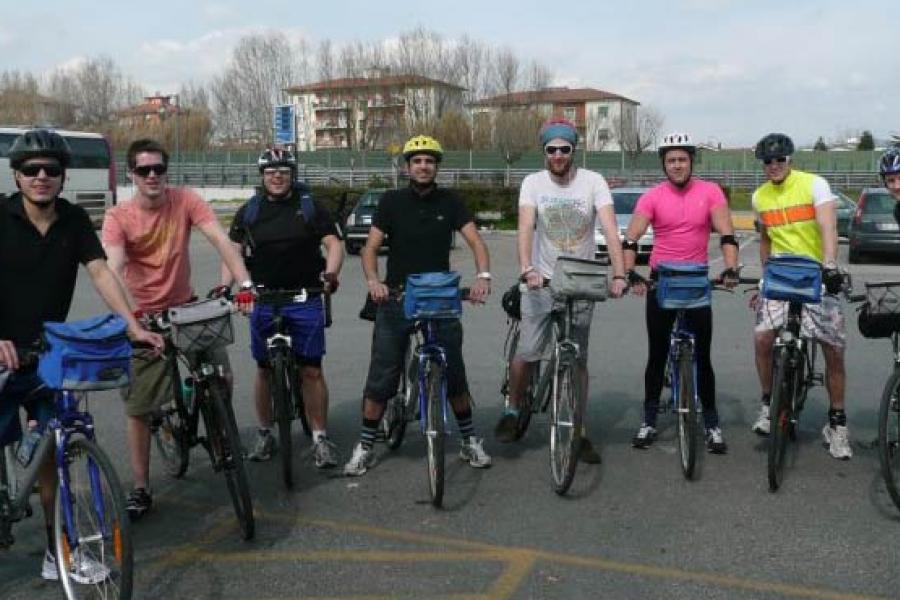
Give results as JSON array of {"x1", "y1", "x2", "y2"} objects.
[
  {"x1": 768, "y1": 347, "x2": 794, "y2": 492},
  {"x1": 384, "y1": 340, "x2": 417, "y2": 450},
  {"x1": 675, "y1": 349, "x2": 699, "y2": 480},
  {"x1": 152, "y1": 402, "x2": 189, "y2": 479},
  {"x1": 424, "y1": 360, "x2": 445, "y2": 507},
  {"x1": 877, "y1": 370, "x2": 900, "y2": 512},
  {"x1": 549, "y1": 361, "x2": 582, "y2": 495},
  {"x1": 208, "y1": 378, "x2": 255, "y2": 540},
  {"x1": 271, "y1": 352, "x2": 294, "y2": 489},
  {"x1": 54, "y1": 436, "x2": 133, "y2": 600},
  {"x1": 290, "y1": 362, "x2": 312, "y2": 438}
]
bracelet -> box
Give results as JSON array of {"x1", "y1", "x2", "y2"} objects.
[
  {"x1": 612, "y1": 275, "x2": 626, "y2": 281},
  {"x1": 521, "y1": 265, "x2": 535, "y2": 275}
]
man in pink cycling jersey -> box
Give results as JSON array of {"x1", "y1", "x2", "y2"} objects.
[{"x1": 623, "y1": 132, "x2": 739, "y2": 453}]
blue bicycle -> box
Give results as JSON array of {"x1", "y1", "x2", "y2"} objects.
[{"x1": 0, "y1": 316, "x2": 133, "y2": 599}]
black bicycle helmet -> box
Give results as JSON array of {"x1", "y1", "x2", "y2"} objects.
[
  {"x1": 754, "y1": 133, "x2": 795, "y2": 161},
  {"x1": 257, "y1": 148, "x2": 297, "y2": 173},
  {"x1": 8, "y1": 129, "x2": 72, "y2": 170}
]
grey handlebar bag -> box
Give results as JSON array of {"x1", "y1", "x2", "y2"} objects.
[{"x1": 549, "y1": 256, "x2": 608, "y2": 302}]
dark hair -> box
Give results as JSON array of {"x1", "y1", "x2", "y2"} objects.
[{"x1": 126, "y1": 138, "x2": 170, "y2": 170}]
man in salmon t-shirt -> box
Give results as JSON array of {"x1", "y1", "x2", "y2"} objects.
[
  {"x1": 101, "y1": 138, "x2": 252, "y2": 520},
  {"x1": 622, "y1": 132, "x2": 739, "y2": 455}
]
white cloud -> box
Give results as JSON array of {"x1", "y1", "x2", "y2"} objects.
[{"x1": 0, "y1": 24, "x2": 14, "y2": 47}]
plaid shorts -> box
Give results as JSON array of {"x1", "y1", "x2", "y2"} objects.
[{"x1": 755, "y1": 294, "x2": 846, "y2": 349}]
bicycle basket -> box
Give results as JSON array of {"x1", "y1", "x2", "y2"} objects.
[
  {"x1": 39, "y1": 314, "x2": 131, "y2": 391},
  {"x1": 858, "y1": 281, "x2": 900, "y2": 339},
  {"x1": 655, "y1": 262, "x2": 711, "y2": 310},
  {"x1": 762, "y1": 254, "x2": 822, "y2": 304},
  {"x1": 404, "y1": 271, "x2": 462, "y2": 320},
  {"x1": 168, "y1": 298, "x2": 234, "y2": 353},
  {"x1": 549, "y1": 256, "x2": 607, "y2": 301},
  {"x1": 501, "y1": 284, "x2": 522, "y2": 320}
]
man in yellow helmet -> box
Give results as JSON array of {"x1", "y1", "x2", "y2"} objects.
[{"x1": 343, "y1": 135, "x2": 493, "y2": 476}]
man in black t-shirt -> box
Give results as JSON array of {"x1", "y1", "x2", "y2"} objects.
[
  {"x1": 226, "y1": 148, "x2": 343, "y2": 468},
  {"x1": 0, "y1": 129, "x2": 161, "y2": 581},
  {"x1": 343, "y1": 135, "x2": 493, "y2": 476}
]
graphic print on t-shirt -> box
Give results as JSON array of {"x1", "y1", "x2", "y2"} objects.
[{"x1": 539, "y1": 195, "x2": 593, "y2": 254}]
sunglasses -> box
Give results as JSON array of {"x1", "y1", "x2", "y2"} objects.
[
  {"x1": 545, "y1": 145, "x2": 573, "y2": 156},
  {"x1": 263, "y1": 167, "x2": 293, "y2": 176},
  {"x1": 132, "y1": 164, "x2": 168, "y2": 178},
  {"x1": 19, "y1": 164, "x2": 63, "y2": 178},
  {"x1": 763, "y1": 157, "x2": 788, "y2": 166}
]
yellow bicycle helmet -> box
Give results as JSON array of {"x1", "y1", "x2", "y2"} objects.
[{"x1": 402, "y1": 135, "x2": 443, "y2": 162}]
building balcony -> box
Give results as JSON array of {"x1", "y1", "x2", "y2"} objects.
[{"x1": 315, "y1": 122, "x2": 350, "y2": 130}]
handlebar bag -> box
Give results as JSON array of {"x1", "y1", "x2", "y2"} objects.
[
  {"x1": 549, "y1": 256, "x2": 608, "y2": 302},
  {"x1": 656, "y1": 262, "x2": 711, "y2": 310},
  {"x1": 858, "y1": 281, "x2": 900, "y2": 339},
  {"x1": 404, "y1": 271, "x2": 462, "y2": 320},
  {"x1": 168, "y1": 298, "x2": 234, "y2": 353},
  {"x1": 762, "y1": 254, "x2": 822, "y2": 304},
  {"x1": 39, "y1": 314, "x2": 131, "y2": 391}
]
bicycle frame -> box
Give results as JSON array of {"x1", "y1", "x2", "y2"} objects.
[
  {"x1": 667, "y1": 312, "x2": 699, "y2": 414},
  {"x1": 772, "y1": 300, "x2": 820, "y2": 415},
  {"x1": 531, "y1": 299, "x2": 581, "y2": 412},
  {"x1": 414, "y1": 320, "x2": 450, "y2": 435}
]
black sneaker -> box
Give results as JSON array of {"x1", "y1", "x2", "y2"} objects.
[
  {"x1": 126, "y1": 487, "x2": 152, "y2": 521},
  {"x1": 494, "y1": 412, "x2": 519, "y2": 443},
  {"x1": 632, "y1": 424, "x2": 658, "y2": 449},
  {"x1": 578, "y1": 437, "x2": 602, "y2": 464}
]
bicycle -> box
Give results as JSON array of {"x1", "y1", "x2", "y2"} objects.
[
  {"x1": 379, "y1": 329, "x2": 419, "y2": 450},
  {"x1": 1, "y1": 333, "x2": 133, "y2": 599},
  {"x1": 255, "y1": 287, "x2": 326, "y2": 490},
  {"x1": 146, "y1": 297, "x2": 254, "y2": 540}
]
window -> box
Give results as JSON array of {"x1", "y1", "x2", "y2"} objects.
[
  {"x1": 563, "y1": 107, "x2": 576, "y2": 121},
  {"x1": 598, "y1": 128, "x2": 610, "y2": 141},
  {"x1": 598, "y1": 106, "x2": 609, "y2": 118}
]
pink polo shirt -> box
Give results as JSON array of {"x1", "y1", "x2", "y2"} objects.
[{"x1": 634, "y1": 178, "x2": 727, "y2": 269}]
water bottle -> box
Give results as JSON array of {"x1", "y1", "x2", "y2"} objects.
[{"x1": 182, "y1": 377, "x2": 195, "y2": 412}]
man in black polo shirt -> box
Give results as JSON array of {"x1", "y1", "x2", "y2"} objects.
[
  {"x1": 226, "y1": 148, "x2": 344, "y2": 468},
  {"x1": 343, "y1": 134, "x2": 493, "y2": 476},
  {"x1": 0, "y1": 129, "x2": 161, "y2": 581}
]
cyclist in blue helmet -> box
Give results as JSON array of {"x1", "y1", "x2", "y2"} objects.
[{"x1": 879, "y1": 148, "x2": 900, "y2": 224}]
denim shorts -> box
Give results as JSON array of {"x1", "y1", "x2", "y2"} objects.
[
  {"x1": 250, "y1": 297, "x2": 326, "y2": 367},
  {"x1": 0, "y1": 370, "x2": 54, "y2": 446}
]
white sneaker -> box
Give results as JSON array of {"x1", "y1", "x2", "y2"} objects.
[
  {"x1": 822, "y1": 424, "x2": 852, "y2": 460},
  {"x1": 459, "y1": 436, "x2": 492, "y2": 468},
  {"x1": 752, "y1": 404, "x2": 770, "y2": 436},
  {"x1": 343, "y1": 442, "x2": 376, "y2": 476},
  {"x1": 41, "y1": 548, "x2": 110, "y2": 585}
]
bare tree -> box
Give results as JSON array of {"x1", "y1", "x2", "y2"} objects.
[
  {"x1": 495, "y1": 108, "x2": 544, "y2": 184},
  {"x1": 614, "y1": 105, "x2": 664, "y2": 165},
  {"x1": 493, "y1": 47, "x2": 519, "y2": 102},
  {"x1": 316, "y1": 39, "x2": 335, "y2": 81},
  {"x1": 47, "y1": 56, "x2": 144, "y2": 128}
]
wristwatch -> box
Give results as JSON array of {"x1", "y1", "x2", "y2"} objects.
[
  {"x1": 239, "y1": 280, "x2": 253, "y2": 290},
  {"x1": 476, "y1": 272, "x2": 492, "y2": 280}
]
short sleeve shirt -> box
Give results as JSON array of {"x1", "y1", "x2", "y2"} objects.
[{"x1": 101, "y1": 187, "x2": 217, "y2": 312}]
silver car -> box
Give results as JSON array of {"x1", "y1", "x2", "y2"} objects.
[
  {"x1": 848, "y1": 187, "x2": 900, "y2": 263},
  {"x1": 595, "y1": 186, "x2": 654, "y2": 262}
]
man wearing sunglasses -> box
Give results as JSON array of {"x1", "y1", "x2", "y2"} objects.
[
  {"x1": 494, "y1": 118, "x2": 626, "y2": 464},
  {"x1": 101, "y1": 138, "x2": 253, "y2": 519},
  {"x1": 750, "y1": 132, "x2": 850, "y2": 459},
  {"x1": 225, "y1": 148, "x2": 343, "y2": 469},
  {"x1": 0, "y1": 129, "x2": 162, "y2": 580}
]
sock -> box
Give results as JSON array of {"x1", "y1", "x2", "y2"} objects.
[
  {"x1": 761, "y1": 393, "x2": 771, "y2": 407},
  {"x1": 455, "y1": 407, "x2": 475, "y2": 440},
  {"x1": 828, "y1": 409, "x2": 847, "y2": 428},
  {"x1": 46, "y1": 526, "x2": 54, "y2": 555},
  {"x1": 360, "y1": 418, "x2": 379, "y2": 449}
]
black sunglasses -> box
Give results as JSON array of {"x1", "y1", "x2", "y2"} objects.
[
  {"x1": 763, "y1": 156, "x2": 788, "y2": 166},
  {"x1": 545, "y1": 145, "x2": 573, "y2": 156},
  {"x1": 19, "y1": 164, "x2": 63, "y2": 178},
  {"x1": 133, "y1": 164, "x2": 168, "y2": 177}
]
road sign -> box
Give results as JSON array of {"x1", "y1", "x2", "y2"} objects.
[{"x1": 273, "y1": 104, "x2": 296, "y2": 145}]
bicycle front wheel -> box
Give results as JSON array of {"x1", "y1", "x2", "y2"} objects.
[
  {"x1": 54, "y1": 436, "x2": 133, "y2": 600},
  {"x1": 424, "y1": 360, "x2": 445, "y2": 507},
  {"x1": 768, "y1": 347, "x2": 794, "y2": 492},
  {"x1": 385, "y1": 341, "x2": 417, "y2": 450},
  {"x1": 675, "y1": 349, "x2": 699, "y2": 480},
  {"x1": 271, "y1": 352, "x2": 294, "y2": 489},
  {"x1": 878, "y1": 370, "x2": 900, "y2": 512},
  {"x1": 549, "y1": 362, "x2": 582, "y2": 495}
]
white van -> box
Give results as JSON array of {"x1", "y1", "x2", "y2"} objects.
[{"x1": 0, "y1": 127, "x2": 116, "y2": 226}]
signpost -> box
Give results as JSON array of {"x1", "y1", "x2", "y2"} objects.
[{"x1": 273, "y1": 104, "x2": 296, "y2": 146}]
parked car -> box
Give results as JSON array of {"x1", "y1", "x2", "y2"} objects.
[
  {"x1": 848, "y1": 187, "x2": 900, "y2": 263},
  {"x1": 344, "y1": 188, "x2": 387, "y2": 255},
  {"x1": 753, "y1": 191, "x2": 856, "y2": 239},
  {"x1": 595, "y1": 187, "x2": 654, "y2": 262}
]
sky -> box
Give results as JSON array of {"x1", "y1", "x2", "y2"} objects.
[{"x1": 1, "y1": 0, "x2": 897, "y2": 148}]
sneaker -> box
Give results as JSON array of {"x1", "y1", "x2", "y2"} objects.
[
  {"x1": 41, "y1": 548, "x2": 110, "y2": 584},
  {"x1": 632, "y1": 424, "x2": 658, "y2": 449},
  {"x1": 706, "y1": 427, "x2": 728, "y2": 454},
  {"x1": 126, "y1": 487, "x2": 152, "y2": 522},
  {"x1": 578, "y1": 437, "x2": 602, "y2": 464},
  {"x1": 822, "y1": 424, "x2": 852, "y2": 460},
  {"x1": 752, "y1": 404, "x2": 770, "y2": 436},
  {"x1": 459, "y1": 436, "x2": 492, "y2": 468},
  {"x1": 247, "y1": 429, "x2": 277, "y2": 462},
  {"x1": 313, "y1": 437, "x2": 338, "y2": 469},
  {"x1": 494, "y1": 412, "x2": 519, "y2": 444},
  {"x1": 343, "y1": 442, "x2": 376, "y2": 476}
]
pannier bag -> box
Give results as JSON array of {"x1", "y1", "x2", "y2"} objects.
[
  {"x1": 549, "y1": 256, "x2": 608, "y2": 302},
  {"x1": 404, "y1": 271, "x2": 462, "y2": 320},
  {"x1": 762, "y1": 254, "x2": 822, "y2": 304},
  {"x1": 858, "y1": 281, "x2": 900, "y2": 339},
  {"x1": 168, "y1": 298, "x2": 234, "y2": 353},
  {"x1": 656, "y1": 262, "x2": 711, "y2": 310},
  {"x1": 39, "y1": 314, "x2": 131, "y2": 391}
]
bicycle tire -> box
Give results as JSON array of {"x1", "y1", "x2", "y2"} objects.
[
  {"x1": 877, "y1": 370, "x2": 900, "y2": 512},
  {"x1": 152, "y1": 401, "x2": 190, "y2": 479},
  {"x1": 768, "y1": 347, "x2": 794, "y2": 492},
  {"x1": 424, "y1": 360, "x2": 445, "y2": 507},
  {"x1": 386, "y1": 342, "x2": 417, "y2": 450},
  {"x1": 208, "y1": 378, "x2": 255, "y2": 540},
  {"x1": 549, "y1": 361, "x2": 582, "y2": 495},
  {"x1": 675, "y1": 348, "x2": 699, "y2": 480},
  {"x1": 54, "y1": 436, "x2": 133, "y2": 600},
  {"x1": 271, "y1": 352, "x2": 294, "y2": 490},
  {"x1": 290, "y1": 362, "x2": 312, "y2": 438}
]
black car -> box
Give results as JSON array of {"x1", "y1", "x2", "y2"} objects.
[
  {"x1": 344, "y1": 188, "x2": 387, "y2": 255},
  {"x1": 848, "y1": 187, "x2": 900, "y2": 263}
]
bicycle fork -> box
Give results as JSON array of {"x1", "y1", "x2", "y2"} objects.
[{"x1": 669, "y1": 335, "x2": 699, "y2": 415}]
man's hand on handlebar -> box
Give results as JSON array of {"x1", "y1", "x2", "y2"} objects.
[
  {"x1": 626, "y1": 269, "x2": 648, "y2": 297},
  {"x1": 367, "y1": 279, "x2": 390, "y2": 303}
]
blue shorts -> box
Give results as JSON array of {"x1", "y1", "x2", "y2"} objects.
[
  {"x1": 249, "y1": 297, "x2": 326, "y2": 367},
  {"x1": 0, "y1": 370, "x2": 54, "y2": 447}
]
